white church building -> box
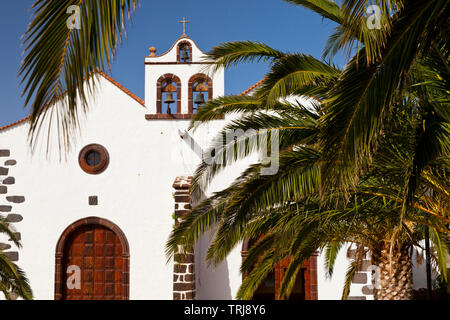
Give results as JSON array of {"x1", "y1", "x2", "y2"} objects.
[{"x1": 0, "y1": 33, "x2": 433, "y2": 300}]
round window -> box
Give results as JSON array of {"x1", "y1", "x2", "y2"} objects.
[
  {"x1": 86, "y1": 151, "x2": 101, "y2": 166},
  {"x1": 79, "y1": 144, "x2": 109, "y2": 174}
]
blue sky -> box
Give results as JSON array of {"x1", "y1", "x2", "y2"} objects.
[{"x1": 0, "y1": 0, "x2": 344, "y2": 127}]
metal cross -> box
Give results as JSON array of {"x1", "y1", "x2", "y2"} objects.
[{"x1": 178, "y1": 17, "x2": 191, "y2": 35}]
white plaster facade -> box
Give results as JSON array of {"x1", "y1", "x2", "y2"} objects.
[{"x1": 0, "y1": 36, "x2": 435, "y2": 300}]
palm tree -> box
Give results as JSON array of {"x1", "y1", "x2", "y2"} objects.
[
  {"x1": 18, "y1": 0, "x2": 448, "y2": 300},
  {"x1": 0, "y1": 216, "x2": 33, "y2": 299},
  {"x1": 166, "y1": 0, "x2": 449, "y2": 299},
  {"x1": 166, "y1": 92, "x2": 449, "y2": 299},
  {"x1": 185, "y1": 0, "x2": 449, "y2": 227}
]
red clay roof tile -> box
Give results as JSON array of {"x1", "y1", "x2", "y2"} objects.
[{"x1": 239, "y1": 77, "x2": 266, "y2": 96}]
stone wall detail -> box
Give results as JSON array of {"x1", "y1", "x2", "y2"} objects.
[
  {"x1": 172, "y1": 176, "x2": 195, "y2": 300},
  {"x1": 0, "y1": 150, "x2": 24, "y2": 264},
  {"x1": 346, "y1": 246, "x2": 375, "y2": 300}
]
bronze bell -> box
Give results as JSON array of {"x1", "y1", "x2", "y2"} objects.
[
  {"x1": 164, "y1": 93, "x2": 175, "y2": 105},
  {"x1": 182, "y1": 49, "x2": 190, "y2": 62},
  {"x1": 194, "y1": 92, "x2": 206, "y2": 105}
]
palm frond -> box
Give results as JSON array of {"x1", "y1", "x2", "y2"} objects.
[
  {"x1": 323, "y1": 241, "x2": 344, "y2": 278},
  {"x1": 204, "y1": 41, "x2": 286, "y2": 72},
  {"x1": 165, "y1": 196, "x2": 226, "y2": 261},
  {"x1": 278, "y1": 234, "x2": 322, "y2": 299},
  {"x1": 189, "y1": 95, "x2": 264, "y2": 130},
  {"x1": 341, "y1": 260, "x2": 357, "y2": 300},
  {"x1": 320, "y1": 0, "x2": 449, "y2": 199},
  {"x1": 0, "y1": 218, "x2": 20, "y2": 248},
  {"x1": 191, "y1": 104, "x2": 320, "y2": 199},
  {"x1": 429, "y1": 227, "x2": 448, "y2": 284},
  {"x1": 236, "y1": 249, "x2": 280, "y2": 300},
  {"x1": 283, "y1": 0, "x2": 343, "y2": 24},
  {"x1": 20, "y1": 0, "x2": 139, "y2": 153},
  {"x1": 254, "y1": 54, "x2": 340, "y2": 105},
  {"x1": 0, "y1": 253, "x2": 33, "y2": 300}
]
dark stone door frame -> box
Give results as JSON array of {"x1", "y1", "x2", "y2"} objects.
[{"x1": 54, "y1": 217, "x2": 130, "y2": 300}]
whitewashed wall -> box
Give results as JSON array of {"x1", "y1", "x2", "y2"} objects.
[{"x1": 0, "y1": 40, "x2": 227, "y2": 299}]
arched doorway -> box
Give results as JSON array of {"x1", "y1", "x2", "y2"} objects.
[
  {"x1": 55, "y1": 217, "x2": 130, "y2": 300},
  {"x1": 241, "y1": 239, "x2": 318, "y2": 300}
]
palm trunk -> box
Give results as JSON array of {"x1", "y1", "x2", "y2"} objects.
[{"x1": 371, "y1": 244, "x2": 413, "y2": 300}]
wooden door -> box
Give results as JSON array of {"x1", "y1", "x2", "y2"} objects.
[
  {"x1": 242, "y1": 237, "x2": 316, "y2": 300},
  {"x1": 62, "y1": 224, "x2": 124, "y2": 300}
]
